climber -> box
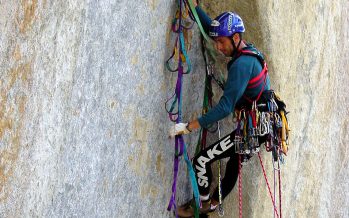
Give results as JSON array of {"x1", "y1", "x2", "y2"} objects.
[{"x1": 170, "y1": 1, "x2": 273, "y2": 217}]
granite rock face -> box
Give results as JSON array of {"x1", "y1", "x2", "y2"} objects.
[{"x1": 0, "y1": 0, "x2": 348, "y2": 217}]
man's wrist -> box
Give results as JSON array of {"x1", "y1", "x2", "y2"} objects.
[{"x1": 186, "y1": 123, "x2": 192, "y2": 132}]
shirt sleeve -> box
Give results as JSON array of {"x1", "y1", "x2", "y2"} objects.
[
  {"x1": 195, "y1": 6, "x2": 212, "y2": 34},
  {"x1": 198, "y1": 60, "x2": 253, "y2": 128}
]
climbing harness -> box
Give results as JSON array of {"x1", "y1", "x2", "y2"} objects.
[{"x1": 165, "y1": 0, "x2": 200, "y2": 217}]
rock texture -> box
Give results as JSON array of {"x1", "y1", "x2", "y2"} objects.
[{"x1": 0, "y1": 0, "x2": 348, "y2": 217}]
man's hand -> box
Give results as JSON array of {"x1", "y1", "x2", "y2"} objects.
[{"x1": 169, "y1": 123, "x2": 191, "y2": 138}]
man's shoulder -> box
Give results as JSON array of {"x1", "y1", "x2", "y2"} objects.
[
  {"x1": 236, "y1": 54, "x2": 259, "y2": 63},
  {"x1": 229, "y1": 55, "x2": 259, "y2": 71}
]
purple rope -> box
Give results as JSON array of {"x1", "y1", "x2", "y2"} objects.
[
  {"x1": 167, "y1": 1, "x2": 184, "y2": 214},
  {"x1": 167, "y1": 136, "x2": 180, "y2": 211},
  {"x1": 167, "y1": 1, "x2": 199, "y2": 217},
  {"x1": 167, "y1": 63, "x2": 184, "y2": 215}
]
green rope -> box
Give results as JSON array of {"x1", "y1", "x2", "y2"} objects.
[{"x1": 187, "y1": 0, "x2": 210, "y2": 41}]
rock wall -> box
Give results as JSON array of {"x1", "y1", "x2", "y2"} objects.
[{"x1": 0, "y1": 0, "x2": 348, "y2": 217}]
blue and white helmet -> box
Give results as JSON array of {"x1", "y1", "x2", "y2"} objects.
[{"x1": 209, "y1": 12, "x2": 245, "y2": 37}]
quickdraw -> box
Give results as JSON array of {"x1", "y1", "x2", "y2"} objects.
[{"x1": 234, "y1": 90, "x2": 289, "y2": 160}]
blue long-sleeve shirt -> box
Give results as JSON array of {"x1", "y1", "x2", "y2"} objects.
[
  {"x1": 195, "y1": 6, "x2": 212, "y2": 33},
  {"x1": 196, "y1": 6, "x2": 271, "y2": 128}
]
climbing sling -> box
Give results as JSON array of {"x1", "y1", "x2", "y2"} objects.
[{"x1": 165, "y1": 0, "x2": 200, "y2": 217}]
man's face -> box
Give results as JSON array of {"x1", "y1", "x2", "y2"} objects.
[{"x1": 214, "y1": 36, "x2": 234, "y2": 56}]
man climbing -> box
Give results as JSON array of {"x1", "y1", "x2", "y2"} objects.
[{"x1": 171, "y1": 1, "x2": 272, "y2": 217}]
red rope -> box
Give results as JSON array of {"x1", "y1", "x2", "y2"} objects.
[
  {"x1": 278, "y1": 160, "x2": 282, "y2": 218},
  {"x1": 257, "y1": 153, "x2": 279, "y2": 218},
  {"x1": 238, "y1": 154, "x2": 242, "y2": 218}
]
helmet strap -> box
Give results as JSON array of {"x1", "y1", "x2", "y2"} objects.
[{"x1": 231, "y1": 33, "x2": 242, "y2": 57}]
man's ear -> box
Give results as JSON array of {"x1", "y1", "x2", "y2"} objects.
[{"x1": 232, "y1": 33, "x2": 240, "y2": 43}]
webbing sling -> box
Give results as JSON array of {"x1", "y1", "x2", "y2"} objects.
[
  {"x1": 187, "y1": 0, "x2": 210, "y2": 41},
  {"x1": 166, "y1": 0, "x2": 200, "y2": 217},
  {"x1": 187, "y1": 0, "x2": 223, "y2": 70}
]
